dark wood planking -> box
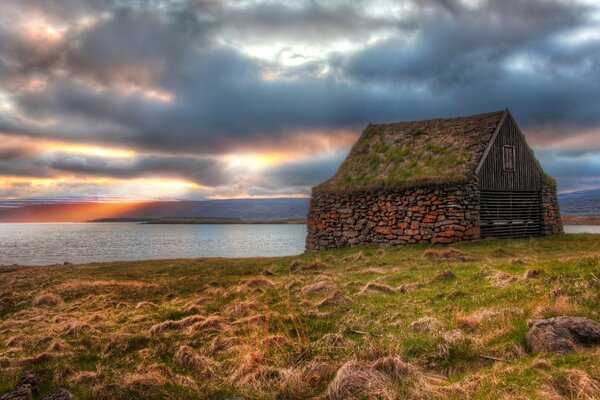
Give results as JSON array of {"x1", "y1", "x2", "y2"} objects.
[
  {"x1": 477, "y1": 116, "x2": 541, "y2": 191},
  {"x1": 480, "y1": 190, "x2": 541, "y2": 238}
]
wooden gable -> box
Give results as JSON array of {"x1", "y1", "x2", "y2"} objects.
[{"x1": 476, "y1": 111, "x2": 542, "y2": 191}]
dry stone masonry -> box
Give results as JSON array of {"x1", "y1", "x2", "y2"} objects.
[
  {"x1": 541, "y1": 182, "x2": 563, "y2": 235},
  {"x1": 306, "y1": 183, "x2": 481, "y2": 250}
]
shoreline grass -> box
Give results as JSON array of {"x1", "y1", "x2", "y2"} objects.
[{"x1": 1, "y1": 234, "x2": 599, "y2": 399}]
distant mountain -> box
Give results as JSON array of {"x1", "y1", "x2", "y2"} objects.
[
  {"x1": 558, "y1": 188, "x2": 600, "y2": 216},
  {"x1": 1, "y1": 188, "x2": 597, "y2": 222},
  {"x1": 0, "y1": 198, "x2": 311, "y2": 222}
]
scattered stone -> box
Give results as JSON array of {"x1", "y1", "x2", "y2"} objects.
[
  {"x1": 41, "y1": 389, "x2": 77, "y2": 400},
  {"x1": 527, "y1": 316, "x2": 600, "y2": 354},
  {"x1": 0, "y1": 372, "x2": 39, "y2": 400}
]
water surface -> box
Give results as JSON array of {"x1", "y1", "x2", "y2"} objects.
[
  {"x1": 0, "y1": 223, "x2": 307, "y2": 266},
  {"x1": 0, "y1": 223, "x2": 597, "y2": 266},
  {"x1": 563, "y1": 225, "x2": 600, "y2": 234}
]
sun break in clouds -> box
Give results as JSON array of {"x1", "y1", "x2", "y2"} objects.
[{"x1": 0, "y1": 0, "x2": 599, "y2": 200}]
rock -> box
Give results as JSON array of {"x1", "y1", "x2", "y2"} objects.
[
  {"x1": 0, "y1": 373, "x2": 39, "y2": 400},
  {"x1": 527, "y1": 316, "x2": 600, "y2": 354},
  {"x1": 41, "y1": 389, "x2": 77, "y2": 400},
  {"x1": 62, "y1": 262, "x2": 73, "y2": 266}
]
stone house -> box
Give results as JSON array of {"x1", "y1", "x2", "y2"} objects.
[{"x1": 306, "y1": 109, "x2": 562, "y2": 251}]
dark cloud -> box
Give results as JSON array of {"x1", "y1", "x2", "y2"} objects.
[{"x1": 0, "y1": 0, "x2": 598, "y2": 196}]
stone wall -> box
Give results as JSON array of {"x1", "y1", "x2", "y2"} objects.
[
  {"x1": 540, "y1": 182, "x2": 563, "y2": 235},
  {"x1": 306, "y1": 183, "x2": 481, "y2": 251}
]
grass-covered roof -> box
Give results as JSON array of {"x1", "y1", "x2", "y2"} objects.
[{"x1": 314, "y1": 110, "x2": 505, "y2": 193}]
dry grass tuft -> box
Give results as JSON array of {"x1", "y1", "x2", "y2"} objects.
[
  {"x1": 63, "y1": 322, "x2": 93, "y2": 336},
  {"x1": 69, "y1": 370, "x2": 102, "y2": 385},
  {"x1": 343, "y1": 252, "x2": 366, "y2": 263},
  {"x1": 174, "y1": 345, "x2": 214, "y2": 374},
  {"x1": 326, "y1": 356, "x2": 417, "y2": 400},
  {"x1": 149, "y1": 315, "x2": 205, "y2": 335},
  {"x1": 424, "y1": 248, "x2": 473, "y2": 262},
  {"x1": 489, "y1": 271, "x2": 519, "y2": 288},
  {"x1": 549, "y1": 369, "x2": 600, "y2": 400},
  {"x1": 232, "y1": 314, "x2": 271, "y2": 329},
  {"x1": 534, "y1": 295, "x2": 579, "y2": 317},
  {"x1": 321, "y1": 333, "x2": 349, "y2": 347},
  {"x1": 224, "y1": 300, "x2": 259, "y2": 318},
  {"x1": 124, "y1": 371, "x2": 166, "y2": 389},
  {"x1": 318, "y1": 292, "x2": 352, "y2": 307},
  {"x1": 410, "y1": 316, "x2": 443, "y2": 333},
  {"x1": 301, "y1": 280, "x2": 337, "y2": 295},
  {"x1": 438, "y1": 330, "x2": 472, "y2": 360},
  {"x1": 32, "y1": 292, "x2": 63, "y2": 306},
  {"x1": 189, "y1": 315, "x2": 228, "y2": 333},
  {"x1": 279, "y1": 360, "x2": 338, "y2": 397},
  {"x1": 239, "y1": 277, "x2": 275, "y2": 291},
  {"x1": 455, "y1": 312, "x2": 481, "y2": 332},
  {"x1": 291, "y1": 258, "x2": 328, "y2": 271},
  {"x1": 360, "y1": 282, "x2": 396, "y2": 294},
  {"x1": 205, "y1": 336, "x2": 241, "y2": 356},
  {"x1": 432, "y1": 270, "x2": 457, "y2": 282},
  {"x1": 361, "y1": 267, "x2": 386, "y2": 275},
  {"x1": 523, "y1": 268, "x2": 544, "y2": 279},
  {"x1": 135, "y1": 301, "x2": 157, "y2": 310}
]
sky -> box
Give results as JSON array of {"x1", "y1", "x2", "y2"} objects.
[{"x1": 0, "y1": 0, "x2": 599, "y2": 201}]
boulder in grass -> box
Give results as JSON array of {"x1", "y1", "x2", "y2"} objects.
[
  {"x1": 0, "y1": 373, "x2": 39, "y2": 400},
  {"x1": 527, "y1": 316, "x2": 600, "y2": 354}
]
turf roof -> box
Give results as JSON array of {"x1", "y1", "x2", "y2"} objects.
[{"x1": 314, "y1": 110, "x2": 505, "y2": 193}]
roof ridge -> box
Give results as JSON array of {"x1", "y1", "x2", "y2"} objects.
[{"x1": 369, "y1": 110, "x2": 505, "y2": 127}]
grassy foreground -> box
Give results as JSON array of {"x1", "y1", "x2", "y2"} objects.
[{"x1": 1, "y1": 235, "x2": 599, "y2": 399}]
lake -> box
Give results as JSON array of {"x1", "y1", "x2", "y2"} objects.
[
  {"x1": 0, "y1": 223, "x2": 307, "y2": 266},
  {"x1": 0, "y1": 223, "x2": 597, "y2": 266}
]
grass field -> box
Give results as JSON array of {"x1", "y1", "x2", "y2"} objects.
[{"x1": 1, "y1": 234, "x2": 599, "y2": 399}]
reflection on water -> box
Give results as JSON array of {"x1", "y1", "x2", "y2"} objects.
[{"x1": 0, "y1": 223, "x2": 307, "y2": 266}]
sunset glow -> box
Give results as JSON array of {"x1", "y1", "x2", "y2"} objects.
[{"x1": 0, "y1": 0, "x2": 598, "y2": 210}]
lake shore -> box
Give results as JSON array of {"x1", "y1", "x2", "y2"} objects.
[{"x1": 1, "y1": 234, "x2": 599, "y2": 399}]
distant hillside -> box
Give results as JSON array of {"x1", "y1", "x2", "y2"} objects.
[
  {"x1": 1, "y1": 188, "x2": 597, "y2": 222},
  {"x1": 0, "y1": 198, "x2": 310, "y2": 222},
  {"x1": 558, "y1": 188, "x2": 600, "y2": 216}
]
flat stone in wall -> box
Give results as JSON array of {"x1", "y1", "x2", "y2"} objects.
[
  {"x1": 306, "y1": 183, "x2": 481, "y2": 251},
  {"x1": 540, "y1": 182, "x2": 563, "y2": 235}
]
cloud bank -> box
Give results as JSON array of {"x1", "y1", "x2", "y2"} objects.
[{"x1": 0, "y1": 0, "x2": 599, "y2": 199}]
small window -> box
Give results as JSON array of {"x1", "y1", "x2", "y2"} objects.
[{"x1": 503, "y1": 145, "x2": 515, "y2": 171}]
